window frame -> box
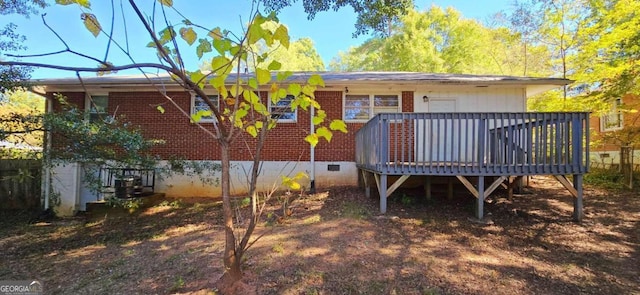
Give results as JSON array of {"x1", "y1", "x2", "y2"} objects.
[
  {"x1": 85, "y1": 93, "x2": 109, "y2": 122},
  {"x1": 342, "y1": 93, "x2": 402, "y2": 122},
  {"x1": 268, "y1": 94, "x2": 297, "y2": 123},
  {"x1": 601, "y1": 97, "x2": 623, "y2": 132},
  {"x1": 190, "y1": 92, "x2": 220, "y2": 123}
]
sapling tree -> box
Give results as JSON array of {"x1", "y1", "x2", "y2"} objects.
[{"x1": 0, "y1": 0, "x2": 347, "y2": 292}]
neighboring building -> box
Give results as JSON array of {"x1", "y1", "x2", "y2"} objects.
[
  {"x1": 33, "y1": 71, "x2": 585, "y2": 218},
  {"x1": 589, "y1": 94, "x2": 640, "y2": 169}
]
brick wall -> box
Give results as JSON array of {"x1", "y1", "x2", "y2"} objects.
[
  {"x1": 590, "y1": 94, "x2": 640, "y2": 152},
  {"x1": 48, "y1": 90, "x2": 416, "y2": 162}
]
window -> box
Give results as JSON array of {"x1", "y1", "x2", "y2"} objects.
[
  {"x1": 344, "y1": 94, "x2": 400, "y2": 121},
  {"x1": 601, "y1": 97, "x2": 623, "y2": 131},
  {"x1": 86, "y1": 94, "x2": 109, "y2": 122},
  {"x1": 269, "y1": 94, "x2": 296, "y2": 122},
  {"x1": 191, "y1": 94, "x2": 220, "y2": 123}
]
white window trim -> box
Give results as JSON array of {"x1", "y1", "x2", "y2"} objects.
[
  {"x1": 601, "y1": 98, "x2": 623, "y2": 132},
  {"x1": 190, "y1": 92, "x2": 220, "y2": 123},
  {"x1": 343, "y1": 93, "x2": 402, "y2": 122},
  {"x1": 268, "y1": 94, "x2": 297, "y2": 123}
]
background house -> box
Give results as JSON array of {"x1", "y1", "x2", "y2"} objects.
[
  {"x1": 589, "y1": 94, "x2": 640, "y2": 171},
  {"x1": 34, "y1": 71, "x2": 571, "y2": 216}
]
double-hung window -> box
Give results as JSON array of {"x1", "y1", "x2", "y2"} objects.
[
  {"x1": 191, "y1": 94, "x2": 220, "y2": 123},
  {"x1": 601, "y1": 97, "x2": 623, "y2": 131},
  {"x1": 344, "y1": 94, "x2": 400, "y2": 121},
  {"x1": 86, "y1": 94, "x2": 109, "y2": 122},
  {"x1": 269, "y1": 94, "x2": 296, "y2": 122}
]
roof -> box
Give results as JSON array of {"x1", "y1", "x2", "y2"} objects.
[{"x1": 31, "y1": 71, "x2": 572, "y2": 97}]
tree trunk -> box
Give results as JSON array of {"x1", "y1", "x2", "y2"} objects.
[{"x1": 217, "y1": 141, "x2": 243, "y2": 292}]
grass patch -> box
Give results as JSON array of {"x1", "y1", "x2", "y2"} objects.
[
  {"x1": 303, "y1": 214, "x2": 321, "y2": 224},
  {"x1": 339, "y1": 201, "x2": 370, "y2": 219},
  {"x1": 272, "y1": 242, "x2": 285, "y2": 254}
]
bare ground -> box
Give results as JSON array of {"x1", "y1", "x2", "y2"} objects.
[{"x1": 1, "y1": 175, "x2": 638, "y2": 295}]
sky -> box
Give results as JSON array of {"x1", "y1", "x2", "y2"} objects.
[{"x1": 2, "y1": 0, "x2": 513, "y2": 79}]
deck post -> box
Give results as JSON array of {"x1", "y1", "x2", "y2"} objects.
[
  {"x1": 361, "y1": 169, "x2": 371, "y2": 198},
  {"x1": 447, "y1": 177, "x2": 454, "y2": 200},
  {"x1": 573, "y1": 174, "x2": 584, "y2": 222},
  {"x1": 380, "y1": 174, "x2": 388, "y2": 214},
  {"x1": 476, "y1": 176, "x2": 485, "y2": 220},
  {"x1": 424, "y1": 176, "x2": 432, "y2": 200}
]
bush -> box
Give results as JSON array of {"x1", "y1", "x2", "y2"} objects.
[{"x1": 584, "y1": 168, "x2": 639, "y2": 191}]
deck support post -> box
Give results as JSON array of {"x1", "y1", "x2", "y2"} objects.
[
  {"x1": 573, "y1": 174, "x2": 583, "y2": 222},
  {"x1": 361, "y1": 170, "x2": 371, "y2": 198},
  {"x1": 424, "y1": 176, "x2": 432, "y2": 200},
  {"x1": 378, "y1": 174, "x2": 387, "y2": 214},
  {"x1": 447, "y1": 177, "x2": 454, "y2": 200},
  {"x1": 476, "y1": 176, "x2": 485, "y2": 220}
]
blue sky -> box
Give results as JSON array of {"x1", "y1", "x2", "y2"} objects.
[{"x1": 2, "y1": 0, "x2": 512, "y2": 79}]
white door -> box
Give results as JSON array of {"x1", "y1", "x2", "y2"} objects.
[{"x1": 414, "y1": 95, "x2": 457, "y2": 162}]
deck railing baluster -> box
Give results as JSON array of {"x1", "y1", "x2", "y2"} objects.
[{"x1": 355, "y1": 112, "x2": 588, "y2": 176}]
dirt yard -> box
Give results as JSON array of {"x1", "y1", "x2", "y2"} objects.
[{"x1": 1, "y1": 175, "x2": 638, "y2": 295}]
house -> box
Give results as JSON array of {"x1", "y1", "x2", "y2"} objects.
[
  {"x1": 589, "y1": 93, "x2": 640, "y2": 171},
  {"x1": 33, "y1": 71, "x2": 588, "y2": 220}
]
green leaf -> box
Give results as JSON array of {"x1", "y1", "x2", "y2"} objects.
[
  {"x1": 213, "y1": 39, "x2": 231, "y2": 55},
  {"x1": 243, "y1": 91, "x2": 261, "y2": 104},
  {"x1": 156, "y1": 105, "x2": 165, "y2": 114},
  {"x1": 211, "y1": 56, "x2": 231, "y2": 75},
  {"x1": 268, "y1": 60, "x2": 282, "y2": 71},
  {"x1": 196, "y1": 39, "x2": 212, "y2": 59},
  {"x1": 208, "y1": 27, "x2": 223, "y2": 40},
  {"x1": 190, "y1": 110, "x2": 211, "y2": 123},
  {"x1": 316, "y1": 127, "x2": 333, "y2": 142},
  {"x1": 248, "y1": 78, "x2": 258, "y2": 90},
  {"x1": 329, "y1": 120, "x2": 348, "y2": 133},
  {"x1": 179, "y1": 27, "x2": 197, "y2": 45},
  {"x1": 230, "y1": 84, "x2": 243, "y2": 97},
  {"x1": 273, "y1": 25, "x2": 290, "y2": 48},
  {"x1": 158, "y1": 0, "x2": 173, "y2": 6},
  {"x1": 189, "y1": 71, "x2": 207, "y2": 88},
  {"x1": 308, "y1": 74, "x2": 325, "y2": 87},
  {"x1": 276, "y1": 71, "x2": 292, "y2": 81},
  {"x1": 256, "y1": 68, "x2": 271, "y2": 85},
  {"x1": 277, "y1": 88, "x2": 288, "y2": 100},
  {"x1": 304, "y1": 134, "x2": 319, "y2": 147},
  {"x1": 159, "y1": 26, "x2": 176, "y2": 45},
  {"x1": 81, "y1": 13, "x2": 101, "y2": 37},
  {"x1": 288, "y1": 84, "x2": 301, "y2": 96},
  {"x1": 210, "y1": 75, "x2": 226, "y2": 89},
  {"x1": 302, "y1": 85, "x2": 316, "y2": 97},
  {"x1": 312, "y1": 110, "x2": 326, "y2": 125},
  {"x1": 246, "y1": 125, "x2": 258, "y2": 137},
  {"x1": 55, "y1": 0, "x2": 90, "y2": 8}
]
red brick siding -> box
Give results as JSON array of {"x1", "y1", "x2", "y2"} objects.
[
  {"x1": 590, "y1": 94, "x2": 640, "y2": 152},
  {"x1": 50, "y1": 90, "x2": 398, "y2": 162},
  {"x1": 49, "y1": 92, "x2": 85, "y2": 111},
  {"x1": 402, "y1": 91, "x2": 413, "y2": 112}
]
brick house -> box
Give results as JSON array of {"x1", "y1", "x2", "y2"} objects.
[
  {"x1": 589, "y1": 94, "x2": 640, "y2": 169},
  {"x1": 34, "y1": 71, "x2": 576, "y2": 216}
]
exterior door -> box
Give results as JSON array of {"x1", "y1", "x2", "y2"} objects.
[{"x1": 414, "y1": 95, "x2": 457, "y2": 162}]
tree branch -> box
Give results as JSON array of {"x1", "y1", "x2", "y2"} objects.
[{"x1": 0, "y1": 60, "x2": 174, "y2": 73}]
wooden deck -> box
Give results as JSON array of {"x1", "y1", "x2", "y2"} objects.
[{"x1": 355, "y1": 112, "x2": 590, "y2": 221}]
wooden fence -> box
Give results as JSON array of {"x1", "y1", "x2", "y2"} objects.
[{"x1": 0, "y1": 160, "x2": 42, "y2": 210}]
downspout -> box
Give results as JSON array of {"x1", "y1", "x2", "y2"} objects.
[
  {"x1": 310, "y1": 105, "x2": 315, "y2": 194},
  {"x1": 43, "y1": 95, "x2": 52, "y2": 210}
]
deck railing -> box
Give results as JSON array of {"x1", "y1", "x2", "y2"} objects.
[{"x1": 355, "y1": 112, "x2": 590, "y2": 176}]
